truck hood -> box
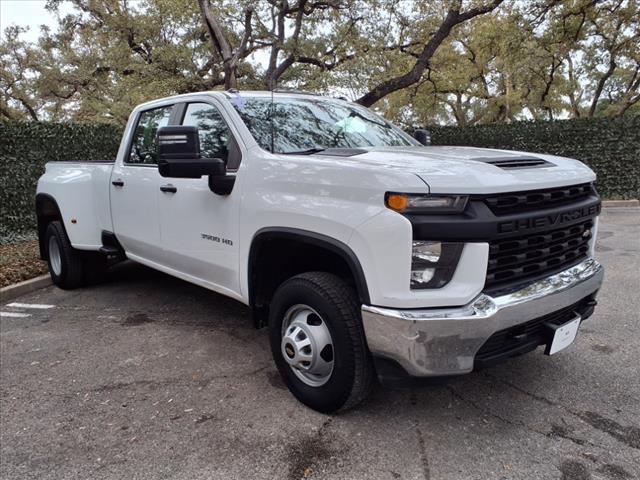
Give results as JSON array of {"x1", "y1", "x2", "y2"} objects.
[{"x1": 314, "y1": 146, "x2": 596, "y2": 194}]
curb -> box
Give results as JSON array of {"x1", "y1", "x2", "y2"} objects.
[
  {"x1": 602, "y1": 199, "x2": 639, "y2": 208},
  {"x1": 0, "y1": 275, "x2": 52, "y2": 303}
]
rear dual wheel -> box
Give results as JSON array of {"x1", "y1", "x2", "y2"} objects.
[
  {"x1": 269, "y1": 272, "x2": 374, "y2": 413},
  {"x1": 45, "y1": 221, "x2": 106, "y2": 289}
]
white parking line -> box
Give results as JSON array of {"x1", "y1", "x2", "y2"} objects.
[
  {"x1": 0, "y1": 312, "x2": 32, "y2": 318},
  {"x1": 6, "y1": 303, "x2": 55, "y2": 309}
]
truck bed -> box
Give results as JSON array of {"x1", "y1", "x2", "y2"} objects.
[{"x1": 37, "y1": 162, "x2": 114, "y2": 250}]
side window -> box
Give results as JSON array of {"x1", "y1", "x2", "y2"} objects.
[
  {"x1": 182, "y1": 103, "x2": 239, "y2": 169},
  {"x1": 127, "y1": 106, "x2": 173, "y2": 164}
]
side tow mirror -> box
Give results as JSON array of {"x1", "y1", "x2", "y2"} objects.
[
  {"x1": 157, "y1": 126, "x2": 234, "y2": 195},
  {"x1": 157, "y1": 126, "x2": 226, "y2": 178},
  {"x1": 414, "y1": 129, "x2": 431, "y2": 146}
]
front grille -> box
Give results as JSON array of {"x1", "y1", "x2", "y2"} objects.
[
  {"x1": 484, "y1": 183, "x2": 594, "y2": 216},
  {"x1": 485, "y1": 219, "x2": 593, "y2": 290},
  {"x1": 474, "y1": 296, "x2": 595, "y2": 368}
]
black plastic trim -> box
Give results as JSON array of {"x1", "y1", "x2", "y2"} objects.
[
  {"x1": 171, "y1": 102, "x2": 187, "y2": 125},
  {"x1": 473, "y1": 294, "x2": 597, "y2": 370},
  {"x1": 35, "y1": 193, "x2": 63, "y2": 259},
  {"x1": 408, "y1": 195, "x2": 601, "y2": 242},
  {"x1": 410, "y1": 242, "x2": 464, "y2": 289},
  {"x1": 472, "y1": 156, "x2": 554, "y2": 169},
  {"x1": 248, "y1": 227, "x2": 371, "y2": 307},
  {"x1": 100, "y1": 230, "x2": 126, "y2": 259},
  {"x1": 372, "y1": 355, "x2": 457, "y2": 387},
  {"x1": 315, "y1": 148, "x2": 368, "y2": 157}
]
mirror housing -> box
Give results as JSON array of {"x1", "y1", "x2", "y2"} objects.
[
  {"x1": 157, "y1": 126, "x2": 226, "y2": 178},
  {"x1": 414, "y1": 129, "x2": 431, "y2": 146}
]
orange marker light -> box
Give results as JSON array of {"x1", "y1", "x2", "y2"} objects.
[{"x1": 386, "y1": 194, "x2": 408, "y2": 211}]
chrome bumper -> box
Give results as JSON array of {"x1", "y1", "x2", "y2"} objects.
[{"x1": 361, "y1": 258, "x2": 604, "y2": 377}]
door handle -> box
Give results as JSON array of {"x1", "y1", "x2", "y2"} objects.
[
  {"x1": 112, "y1": 179, "x2": 124, "y2": 187},
  {"x1": 160, "y1": 184, "x2": 177, "y2": 193}
]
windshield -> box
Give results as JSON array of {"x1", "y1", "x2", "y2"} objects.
[{"x1": 230, "y1": 95, "x2": 416, "y2": 154}]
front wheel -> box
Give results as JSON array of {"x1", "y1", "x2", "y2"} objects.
[{"x1": 269, "y1": 272, "x2": 374, "y2": 413}]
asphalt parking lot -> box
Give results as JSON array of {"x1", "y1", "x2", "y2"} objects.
[{"x1": 1, "y1": 208, "x2": 639, "y2": 480}]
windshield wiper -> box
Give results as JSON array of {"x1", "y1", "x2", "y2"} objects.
[{"x1": 280, "y1": 147, "x2": 326, "y2": 155}]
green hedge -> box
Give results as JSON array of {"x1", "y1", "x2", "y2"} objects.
[
  {"x1": 0, "y1": 122, "x2": 122, "y2": 243},
  {"x1": 429, "y1": 116, "x2": 640, "y2": 199},
  {"x1": 1, "y1": 117, "x2": 637, "y2": 244}
]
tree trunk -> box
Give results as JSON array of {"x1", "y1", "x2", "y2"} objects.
[
  {"x1": 225, "y1": 65, "x2": 237, "y2": 90},
  {"x1": 198, "y1": 0, "x2": 252, "y2": 91},
  {"x1": 589, "y1": 56, "x2": 616, "y2": 117}
]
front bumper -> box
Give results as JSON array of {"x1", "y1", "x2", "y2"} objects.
[{"x1": 361, "y1": 258, "x2": 604, "y2": 377}]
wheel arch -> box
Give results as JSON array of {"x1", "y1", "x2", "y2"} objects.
[
  {"x1": 35, "y1": 193, "x2": 64, "y2": 260},
  {"x1": 248, "y1": 227, "x2": 370, "y2": 328}
]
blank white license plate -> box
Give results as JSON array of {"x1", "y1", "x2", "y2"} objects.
[{"x1": 546, "y1": 315, "x2": 581, "y2": 355}]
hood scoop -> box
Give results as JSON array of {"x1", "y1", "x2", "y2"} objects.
[
  {"x1": 473, "y1": 156, "x2": 554, "y2": 169},
  {"x1": 316, "y1": 148, "x2": 368, "y2": 157}
]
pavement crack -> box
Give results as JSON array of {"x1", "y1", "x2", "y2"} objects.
[
  {"x1": 547, "y1": 423, "x2": 588, "y2": 447},
  {"x1": 485, "y1": 373, "x2": 558, "y2": 407},
  {"x1": 447, "y1": 385, "x2": 601, "y2": 449},
  {"x1": 576, "y1": 411, "x2": 640, "y2": 450},
  {"x1": 410, "y1": 391, "x2": 431, "y2": 480},
  {"x1": 285, "y1": 417, "x2": 339, "y2": 480},
  {"x1": 414, "y1": 424, "x2": 431, "y2": 480},
  {"x1": 447, "y1": 385, "x2": 518, "y2": 427},
  {"x1": 485, "y1": 373, "x2": 639, "y2": 451}
]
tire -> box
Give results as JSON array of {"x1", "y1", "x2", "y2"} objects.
[
  {"x1": 45, "y1": 220, "x2": 85, "y2": 289},
  {"x1": 269, "y1": 272, "x2": 374, "y2": 413}
]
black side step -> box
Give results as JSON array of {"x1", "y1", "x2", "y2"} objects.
[
  {"x1": 100, "y1": 231, "x2": 126, "y2": 260},
  {"x1": 99, "y1": 246, "x2": 121, "y2": 255}
]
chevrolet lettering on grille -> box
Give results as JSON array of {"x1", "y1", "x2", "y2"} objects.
[{"x1": 497, "y1": 204, "x2": 600, "y2": 234}]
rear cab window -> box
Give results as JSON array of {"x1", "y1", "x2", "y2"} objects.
[{"x1": 127, "y1": 105, "x2": 173, "y2": 165}]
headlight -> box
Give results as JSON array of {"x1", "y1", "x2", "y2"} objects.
[
  {"x1": 410, "y1": 241, "x2": 463, "y2": 289},
  {"x1": 386, "y1": 193, "x2": 468, "y2": 214}
]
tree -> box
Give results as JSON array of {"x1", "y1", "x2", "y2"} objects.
[
  {"x1": 1, "y1": 26, "x2": 43, "y2": 120},
  {"x1": 197, "y1": 0, "x2": 254, "y2": 90},
  {"x1": 355, "y1": 0, "x2": 505, "y2": 106},
  {"x1": 531, "y1": 0, "x2": 640, "y2": 118},
  {"x1": 1, "y1": 0, "x2": 638, "y2": 125},
  {"x1": 2, "y1": 0, "x2": 231, "y2": 123},
  {"x1": 197, "y1": 0, "x2": 358, "y2": 90},
  {"x1": 366, "y1": 0, "x2": 639, "y2": 126}
]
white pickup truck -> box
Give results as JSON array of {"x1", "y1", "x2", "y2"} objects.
[{"x1": 37, "y1": 90, "x2": 604, "y2": 412}]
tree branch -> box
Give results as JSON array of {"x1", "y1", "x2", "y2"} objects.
[{"x1": 356, "y1": 0, "x2": 504, "y2": 107}]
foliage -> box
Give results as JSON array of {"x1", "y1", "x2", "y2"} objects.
[
  {"x1": 430, "y1": 115, "x2": 640, "y2": 199},
  {"x1": 0, "y1": 240, "x2": 48, "y2": 287},
  {"x1": 1, "y1": 115, "x2": 637, "y2": 244},
  {"x1": 3, "y1": 1, "x2": 638, "y2": 127},
  {"x1": 0, "y1": 121, "x2": 122, "y2": 242},
  {"x1": 377, "y1": 0, "x2": 640, "y2": 127}
]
